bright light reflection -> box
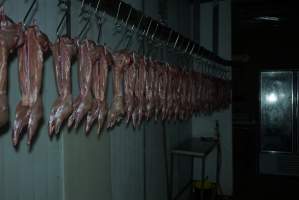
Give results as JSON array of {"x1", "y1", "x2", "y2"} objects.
[
  {"x1": 266, "y1": 93, "x2": 278, "y2": 104},
  {"x1": 255, "y1": 16, "x2": 280, "y2": 22}
]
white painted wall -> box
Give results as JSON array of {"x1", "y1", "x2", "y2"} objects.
[
  {"x1": 0, "y1": 1, "x2": 63, "y2": 200},
  {"x1": 63, "y1": 1, "x2": 113, "y2": 200},
  {"x1": 192, "y1": 0, "x2": 233, "y2": 196}
]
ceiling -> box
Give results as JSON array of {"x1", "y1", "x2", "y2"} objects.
[
  {"x1": 233, "y1": 0, "x2": 298, "y2": 31},
  {"x1": 232, "y1": 0, "x2": 299, "y2": 64}
]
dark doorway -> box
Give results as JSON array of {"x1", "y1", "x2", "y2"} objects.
[{"x1": 232, "y1": 0, "x2": 299, "y2": 199}]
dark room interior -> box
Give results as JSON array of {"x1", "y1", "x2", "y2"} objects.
[
  {"x1": 233, "y1": 0, "x2": 299, "y2": 199},
  {"x1": 0, "y1": 0, "x2": 298, "y2": 200}
]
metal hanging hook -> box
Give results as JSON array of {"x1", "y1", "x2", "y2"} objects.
[
  {"x1": 94, "y1": 0, "x2": 106, "y2": 43},
  {"x1": 214, "y1": 63, "x2": 220, "y2": 78},
  {"x1": 219, "y1": 70, "x2": 223, "y2": 79},
  {"x1": 78, "y1": 2, "x2": 92, "y2": 39},
  {"x1": 95, "y1": 0, "x2": 101, "y2": 13},
  {"x1": 78, "y1": 20, "x2": 91, "y2": 39},
  {"x1": 113, "y1": 5, "x2": 136, "y2": 50},
  {"x1": 205, "y1": 60, "x2": 208, "y2": 75},
  {"x1": 203, "y1": 59, "x2": 207, "y2": 74},
  {"x1": 173, "y1": 33, "x2": 180, "y2": 49},
  {"x1": 223, "y1": 68, "x2": 228, "y2": 80},
  {"x1": 218, "y1": 65, "x2": 222, "y2": 79},
  {"x1": 123, "y1": 7, "x2": 137, "y2": 48},
  {"x1": 96, "y1": 15, "x2": 106, "y2": 43},
  {"x1": 80, "y1": 0, "x2": 85, "y2": 9},
  {"x1": 166, "y1": 30, "x2": 173, "y2": 46},
  {"x1": 23, "y1": 0, "x2": 38, "y2": 26},
  {"x1": 223, "y1": 70, "x2": 227, "y2": 80},
  {"x1": 138, "y1": 17, "x2": 149, "y2": 39},
  {"x1": 198, "y1": 52, "x2": 204, "y2": 73},
  {"x1": 212, "y1": 62, "x2": 216, "y2": 77},
  {"x1": 145, "y1": 19, "x2": 153, "y2": 38},
  {"x1": 125, "y1": 7, "x2": 132, "y2": 26},
  {"x1": 189, "y1": 44, "x2": 195, "y2": 55},
  {"x1": 56, "y1": 13, "x2": 67, "y2": 36},
  {"x1": 151, "y1": 23, "x2": 159, "y2": 40},
  {"x1": 97, "y1": 19, "x2": 103, "y2": 43},
  {"x1": 56, "y1": 0, "x2": 70, "y2": 37},
  {"x1": 152, "y1": 23, "x2": 163, "y2": 48},
  {"x1": 184, "y1": 41, "x2": 190, "y2": 53},
  {"x1": 79, "y1": 0, "x2": 89, "y2": 19},
  {"x1": 114, "y1": 1, "x2": 122, "y2": 24},
  {"x1": 116, "y1": 6, "x2": 133, "y2": 49},
  {"x1": 135, "y1": 14, "x2": 143, "y2": 34},
  {"x1": 208, "y1": 60, "x2": 212, "y2": 75},
  {"x1": 113, "y1": 1, "x2": 123, "y2": 35},
  {"x1": 220, "y1": 71, "x2": 226, "y2": 79},
  {"x1": 197, "y1": 58, "x2": 202, "y2": 73},
  {"x1": 146, "y1": 23, "x2": 160, "y2": 57},
  {"x1": 57, "y1": 0, "x2": 68, "y2": 9},
  {"x1": 94, "y1": 0, "x2": 106, "y2": 24},
  {"x1": 138, "y1": 18, "x2": 153, "y2": 55},
  {"x1": 224, "y1": 68, "x2": 228, "y2": 79},
  {"x1": 220, "y1": 65, "x2": 225, "y2": 79},
  {"x1": 124, "y1": 13, "x2": 142, "y2": 49},
  {"x1": 125, "y1": 7, "x2": 136, "y2": 35},
  {"x1": 194, "y1": 46, "x2": 200, "y2": 61}
]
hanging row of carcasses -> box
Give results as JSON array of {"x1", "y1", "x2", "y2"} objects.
[{"x1": 0, "y1": 7, "x2": 231, "y2": 147}]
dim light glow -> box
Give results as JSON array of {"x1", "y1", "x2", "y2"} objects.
[
  {"x1": 255, "y1": 16, "x2": 280, "y2": 22},
  {"x1": 266, "y1": 93, "x2": 278, "y2": 103}
]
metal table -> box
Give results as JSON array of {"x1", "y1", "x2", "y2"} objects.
[{"x1": 170, "y1": 137, "x2": 220, "y2": 200}]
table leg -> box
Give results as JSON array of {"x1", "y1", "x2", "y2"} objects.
[
  {"x1": 216, "y1": 142, "x2": 220, "y2": 198},
  {"x1": 189, "y1": 158, "x2": 194, "y2": 199},
  {"x1": 170, "y1": 153, "x2": 174, "y2": 200},
  {"x1": 201, "y1": 158, "x2": 206, "y2": 200}
]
